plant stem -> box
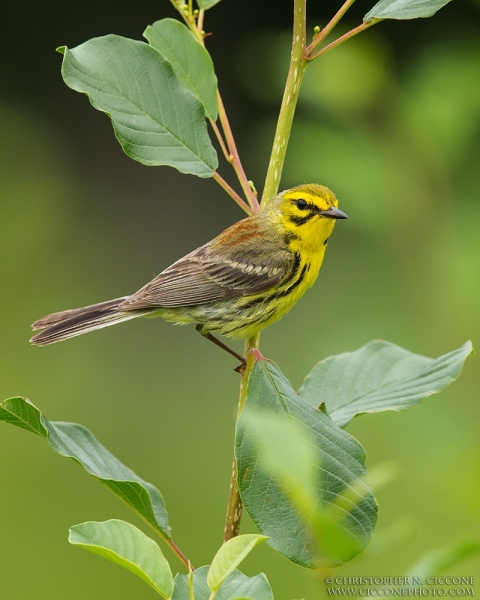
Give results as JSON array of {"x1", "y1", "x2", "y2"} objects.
[
  {"x1": 197, "y1": 8, "x2": 205, "y2": 32},
  {"x1": 261, "y1": 0, "x2": 308, "y2": 205},
  {"x1": 223, "y1": 0, "x2": 308, "y2": 543},
  {"x1": 217, "y1": 91, "x2": 260, "y2": 212},
  {"x1": 305, "y1": 0, "x2": 357, "y2": 58},
  {"x1": 223, "y1": 334, "x2": 259, "y2": 542},
  {"x1": 309, "y1": 19, "x2": 381, "y2": 61},
  {"x1": 213, "y1": 172, "x2": 252, "y2": 214},
  {"x1": 188, "y1": 563, "x2": 195, "y2": 600},
  {"x1": 172, "y1": 0, "x2": 197, "y2": 34},
  {"x1": 209, "y1": 118, "x2": 231, "y2": 163},
  {"x1": 166, "y1": 537, "x2": 192, "y2": 569},
  {"x1": 141, "y1": 511, "x2": 192, "y2": 569}
]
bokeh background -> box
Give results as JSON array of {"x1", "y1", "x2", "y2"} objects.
[{"x1": 0, "y1": 0, "x2": 479, "y2": 597}]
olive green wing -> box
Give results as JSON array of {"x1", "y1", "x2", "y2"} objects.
[{"x1": 120, "y1": 221, "x2": 294, "y2": 310}]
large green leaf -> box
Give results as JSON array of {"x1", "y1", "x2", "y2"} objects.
[
  {"x1": 245, "y1": 412, "x2": 367, "y2": 562},
  {"x1": 197, "y1": 0, "x2": 223, "y2": 9},
  {"x1": 144, "y1": 19, "x2": 218, "y2": 120},
  {"x1": 173, "y1": 566, "x2": 273, "y2": 600},
  {"x1": 207, "y1": 534, "x2": 268, "y2": 593},
  {"x1": 364, "y1": 0, "x2": 453, "y2": 22},
  {"x1": 69, "y1": 520, "x2": 173, "y2": 598},
  {"x1": 59, "y1": 35, "x2": 218, "y2": 177},
  {"x1": 0, "y1": 397, "x2": 170, "y2": 539},
  {"x1": 236, "y1": 360, "x2": 377, "y2": 568},
  {"x1": 300, "y1": 341, "x2": 473, "y2": 428}
]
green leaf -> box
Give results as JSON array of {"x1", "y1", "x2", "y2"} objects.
[
  {"x1": 207, "y1": 535, "x2": 268, "y2": 592},
  {"x1": 244, "y1": 413, "x2": 318, "y2": 517},
  {"x1": 60, "y1": 35, "x2": 218, "y2": 177},
  {"x1": 236, "y1": 360, "x2": 377, "y2": 568},
  {"x1": 244, "y1": 411, "x2": 367, "y2": 564},
  {"x1": 144, "y1": 19, "x2": 218, "y2": 120},
  {"x1": 173, "y1": 566, "x2": 273, "y2": 600},
  {"x1": 69, "y1": 520, "x2": 173, "y2": 598},
  {"x1": 300, "y1": 341, "x2": 473, "y2": 428},
  {"x1": 406, "y1": 538, "x2": 480, "y2": 579},
  {"x1": 197, "y1": 0, "x2": 223, "y2": 9},
  {"x1": 0, "y1": 397, "x2": 170, "y2": 539},
  {"x1": 364, "y1": 0, "x2": 453, "y2": 22}
]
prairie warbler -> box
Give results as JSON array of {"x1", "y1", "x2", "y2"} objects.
[{"x1": 31, "y1": 184, "x2": 347, "y2": 364}]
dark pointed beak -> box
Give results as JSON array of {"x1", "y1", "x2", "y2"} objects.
[{"x1": 319, "y1": 207, "x2": 348, "y2": 219}]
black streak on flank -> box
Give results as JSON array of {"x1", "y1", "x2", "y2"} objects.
[
  {"x1": 275, "y1": 263, "x2": 308, "y2": 298},
  {"x1": 282, "y1": 252, "x2": 301, "y2": 285},
  {"x1": 324, "y1": 236, "x2": 330, "y2": 246},
  {"x1": 254, "y1": 307, "x2": 277, "y2": 327},
  {"x1": 238, "y1": 263, "x2": 308, "y2": 309}
]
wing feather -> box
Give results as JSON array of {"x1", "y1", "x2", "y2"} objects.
[{"x1": 120, "y1": 217, "x2": 292, "y2": 310}]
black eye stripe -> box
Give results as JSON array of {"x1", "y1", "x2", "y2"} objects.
[{"x1": 289, "y1": 212, "x2": 317, "y2": 225}]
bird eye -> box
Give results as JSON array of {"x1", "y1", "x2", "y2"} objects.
[{"x1": 296, "y1": 199, "x2": 308, "y2": 210}]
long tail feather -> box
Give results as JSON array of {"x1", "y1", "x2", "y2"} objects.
[{"x1": 30, "y1": 297, "x2": 150, "y2": 346}]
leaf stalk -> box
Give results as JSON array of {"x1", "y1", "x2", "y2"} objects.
[
  {"x1": 305, "y1": 0, "x2": 357, "y2": 58},
  {"x1": 213, "y1": 172, "x2": 253, "y2": 214},
  {"x1": 209, "y1": 118, "x2": 233, "y2": 164},
  {"x1": 166, "y1": 538, "x2": 192, "y2": 570},
  {"x1": 308, "y1": 19, "x2": 381, "y2": 61},
  {"x1": 217, "y1": 91, "x2": 260, "y2": 212}
]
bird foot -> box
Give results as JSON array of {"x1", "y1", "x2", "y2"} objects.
[{"x1": 248, "y1": 348, "x2": 269, "y2": 362}]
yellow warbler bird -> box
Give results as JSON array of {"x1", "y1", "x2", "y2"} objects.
[{"x1": 31, "y1": 184, "x2": 347, "y2": 366}]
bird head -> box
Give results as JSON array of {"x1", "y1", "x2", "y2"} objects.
[{"x1": 267, "y1": 184, "x2": 348, "y2": 251}]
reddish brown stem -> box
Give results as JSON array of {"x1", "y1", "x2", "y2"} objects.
[
  {"x1": 217, "y1": 91, "x2": 260, "y2": 213},
  {"x1": 166, "y1": 537, "x2": 192, "y2": 570},
  {"x1": 209, "y1": 118, "x2": 231, "y2": 163},
  {"x1": 213, "y1": 172, "x2": 253, "y2": 215},
  {"x1": 309, "y1": 19, "x2": 380, "y2": 61},
  {"x1": 305, "y1": 0, "x2": 357, "y2": 58}
]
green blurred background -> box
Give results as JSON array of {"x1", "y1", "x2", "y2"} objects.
[{"x1": 0, "y1": 0, "x2": 479, "y2": 597}]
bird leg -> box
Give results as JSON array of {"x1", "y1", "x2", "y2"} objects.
[{"x1": 196, "y1": 325, "x2": 246, "y2": 373}]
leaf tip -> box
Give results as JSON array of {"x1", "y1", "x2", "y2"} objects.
[
  {"x1": 56, "y1": 45, "x2": 66, "y2": 55},
  {"x1": 68, "y1": 524, "x2": 86, "y2": 546}
]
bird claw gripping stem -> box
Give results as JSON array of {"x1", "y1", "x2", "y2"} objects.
[{"x1": 248, "y1": 348, "x2": 269, "y2": 362}]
